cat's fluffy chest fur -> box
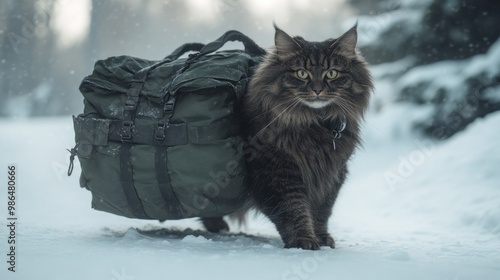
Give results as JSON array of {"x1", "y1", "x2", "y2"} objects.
[
  {"x1": 254, "y1": 119, "x2": 355, "y2": 202},
  {"x1": 238, "y1": 23, "x2": 373, "y2": 250}
]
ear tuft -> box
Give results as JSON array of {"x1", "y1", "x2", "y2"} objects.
[
  {"x1": 274, "y1": 23, "x2": 302, "y2": 57},
  {"x1": 330, "y1": 23, "x2": 358, "y2": 54}
]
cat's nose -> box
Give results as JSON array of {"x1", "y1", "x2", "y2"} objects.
[
  {"x1": 312, "y1": 88, "x2": 324, "y2": 96},
  {"x1": 312, "y1": 83, "x2": 324, "y2": 95}
]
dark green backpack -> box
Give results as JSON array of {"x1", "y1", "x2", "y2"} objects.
[{"x1": 69, "y1": 31, "x2": 265, "y2": 220}]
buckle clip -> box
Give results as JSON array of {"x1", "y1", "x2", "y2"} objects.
[
  {"x1": 164, "y1": 102, "x2": 174, "y2": 115},
  {"x1": 121, "y1": 121, "x2": 133, "y2": 142},
  {"x1": 124, "y1": 99, "x2": 136, "y2": 111},
  {"x1": 187, "y1": 52, "x2": 199, "y2": 61},
  {"x1": 155, "y1": 123, "x2": 167, "y2": 142}
]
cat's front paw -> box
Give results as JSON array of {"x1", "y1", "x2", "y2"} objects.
[
  {"x1": 285, "y1": 237, "x2": 321, "y2": 250},
  {"x1": 317, "y1": 234, "x2": 335, "y2": 248},
  {"x1": 200, "y1": 217, "x2": 229, "y2": 233}
]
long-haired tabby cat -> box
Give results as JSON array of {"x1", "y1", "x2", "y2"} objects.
[
  {"x1": 201, "y1": 23, "x2": 372, "y2": 250},
  {"x1": 241, "y1": 23, "x2": 373, "y2": 250}
]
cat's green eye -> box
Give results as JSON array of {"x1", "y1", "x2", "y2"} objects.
[
  {"x1": 297, "y1": 69, "x2": 309, "y2": 79},
  {"x1": 326, "y1": 69, "x2": 339, "y2": 79}
]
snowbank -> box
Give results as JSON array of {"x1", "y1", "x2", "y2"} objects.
[{"x1": 0, "y1": 110, "x2": 499, "y2": 279}]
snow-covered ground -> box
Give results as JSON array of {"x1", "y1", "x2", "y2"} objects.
[{"x1": 1, "y1": 104, "x2": 499, "y2": 279}]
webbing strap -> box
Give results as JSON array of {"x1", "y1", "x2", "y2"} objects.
[
  {"x1": 119, "y1": 144, "x2": 150, "y2": 219},
  {"x1": 109, "y1": 121, "x2": 188, "y2": 146},
  {"x1": 74, "y1": 117, "x2": 241, "y2": 146},
  {"x1": 115, "y1": 40, "x2": 207, "y2": 220},
  {"x1": 155, "y1": 147, "x2": 184, "y2": 218},
  {"x1": 121, "y1": 69, "x2": 149, "y2": 142}
]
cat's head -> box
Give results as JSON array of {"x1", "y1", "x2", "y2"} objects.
[{"x1": 248, "y1": 23, "x2": 373, "y2": 126}]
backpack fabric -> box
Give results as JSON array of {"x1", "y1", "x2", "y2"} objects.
[{"x1": 70, "y1": 31, "x2": 265, "y2": 220}]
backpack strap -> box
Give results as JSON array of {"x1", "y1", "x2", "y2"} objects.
[
  {"x1": 74, "y1": 117, "x2": 241, "y2": 146},
  {"x1": 118, "y1": 64, "x2": 162, "y2": 219},
  {"x1": 120, "y1": 143, "x2": 151, "y2": 219},
  {"x1": 198, "y1": 30, "x2": 266, "y2": 57},
  {"x1": 115, "y1": 31, "x2": 263, "y2": 219},
  {"x1": 115, "y1": 65, "x2": 151, "y2": 218},
  {"x1": 165, "y1": 42, "x2": 205, "y2": 61},
  {"x1": 164, "y1": 31, "x2": 264, "y2": 63}
]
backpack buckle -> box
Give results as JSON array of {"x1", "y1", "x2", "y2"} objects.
[
  {"x1": 164, "y1": 103, "x2": 174, "y2": 115},
  {"x1": 155, "y1": 123, "x2": 167, "y2": 142},
  {"x1": 163, "y1": 96, "x2": 176, "y2": 116},
  {"x1": 187, "y1": 52, "x2": 199, "y2": 62},
  {"x1": 124, "y1": 99, "x2": 136, "y2": 111},
  {"x1": 121, "y1": 121, "x2": 133, "y2": 142}
]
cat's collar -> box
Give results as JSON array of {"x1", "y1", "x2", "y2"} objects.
[
  {"x1": 320, "y1": 115, "x2": 347, "y2": 136},
  {"x1": 320, "y1": 115, "x2": 347, "y2": 150}
]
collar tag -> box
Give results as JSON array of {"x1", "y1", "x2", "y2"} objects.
[{"x1": 331, "y1": 115, "x2": 347, "y2": 150}]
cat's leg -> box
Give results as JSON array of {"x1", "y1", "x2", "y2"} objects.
[
  {"x1": 249, "y1": 156, "x2": 320, "y2": 250},
  {"x1": 312, "y1": 196, "x2": 335, "y2": 248},
  {"x1": 200, "y1": 217, "x2": 229, "y2": 233},
  {"x1": 269, "y1": 193, "x2": 320, "y2": 250},
  {"x1": 313, "y1": 167, "x2": 347, "y2": 248}
]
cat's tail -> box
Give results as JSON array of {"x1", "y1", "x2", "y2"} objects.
[{"x1": 228, "y1": 198, "x2": 256, "y2": 228}]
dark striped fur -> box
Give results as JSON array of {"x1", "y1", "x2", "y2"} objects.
[{"x1": 241, "y1": 24, "x2": 373, "y2": 250}]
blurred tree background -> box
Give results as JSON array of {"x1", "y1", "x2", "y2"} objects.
[
  {"x1": 351, "y1": 0, "x2": 500, "y2": 139},
  {"x1": 0, "y1": 0, "x2": 349, "y2": 117},
  {"x1": 0, "y1": 0, "x2": 499, "y2": 139}
]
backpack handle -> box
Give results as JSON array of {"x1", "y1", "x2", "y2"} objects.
[
  {"x1": 165, "y1": 42, "x2": 205, "y2": 61},
  {"x1": 198, "y1": 30, "x2": 266, "y2": 57},
  {"x1": 164, "y1": 31, "x2": 265, "y2": 64}
]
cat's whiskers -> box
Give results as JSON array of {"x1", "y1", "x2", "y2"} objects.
[
  {"x1": 247, "y1": 99, "x2": 295, "y2": 124},
  {"x1": 330, "y1": 100, "x2": 354, "y2": 122},
  {"x1": 253, "y1": 99, "x2": 301, "y2": 140},
  {"x1": 336, "y1": 95, "x2": 362, "y2": 109},
  {"x1": 334, "y1": 96, "x2": 360, "y2": 117},
  {"x1": 336, "y1": 100, "x2": 355, "y2": 114}
]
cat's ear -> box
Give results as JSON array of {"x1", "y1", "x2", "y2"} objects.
[
  {"x1": 274, "y1": 23, "x2": 302, "y2": 58},
  {"x1": 331, "y1": 23, "x2": 358, "y2": 55}
]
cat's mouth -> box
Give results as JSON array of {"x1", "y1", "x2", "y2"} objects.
[
  {"x1": 298, "y1": 94, "x2": 335, "y2": 109},
  {"x1": 301, "y1": 99, "x2": 334, "y2": 109}
]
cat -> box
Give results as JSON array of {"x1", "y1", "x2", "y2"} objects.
[
  {"x1": 240, "y1": 23, "x2": 373, "y2": 250},
  {"x1": 200, "y1": 24, "x2": 373, "y2": 250}
]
